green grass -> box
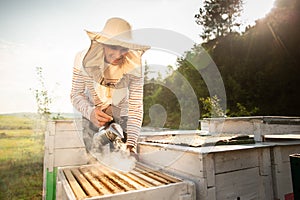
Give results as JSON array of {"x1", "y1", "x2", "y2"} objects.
[
  {"x1": 0, "y1": 114, "x2": 44, "y2": 200},
  {"x1": 0, "y1": 115, "x2": 35, "y2": 130}
]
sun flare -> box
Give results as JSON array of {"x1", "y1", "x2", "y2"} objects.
[{"x1": 242, "y1": 0, "x2": 276, "y2": 25}]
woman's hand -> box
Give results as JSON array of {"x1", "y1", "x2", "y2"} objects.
[
  {"x1": 90, "y1": 107, "x2": 113, "y2": 127},
  {"x1": 127, "y1": 145, "x2": 139, "y2": 161}
]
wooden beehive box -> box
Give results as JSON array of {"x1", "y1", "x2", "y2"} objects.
[
  {"x1": 139, "y1": 141, "x2": 300, "y2": 200},
  {"x1": 200, "y1": 116, "x2": 300, "y2": 142},
  {"x1": 43, "y1": 120, "x2": 88, "y2": 199},
  {"x1": 56, "y1": 163, "x2": 195, "y2": 200},
  {"x1": 270, "y1": 143, "x2": 300, "y2": 199},
  {"x1": 44, "y1": 120, "x2": 88, "y2": 170}
]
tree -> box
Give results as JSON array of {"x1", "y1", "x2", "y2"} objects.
[
  {"x1": 195, "y1": 0, "x2": 243, "y2": 41},
  {"x1": 198, "y1": 0, "x2": 300, "y2": 116},
  {"x1": 200, "y1": 95, "x2": 226, "y2": 118},
  {"x1": 32, "y1": 67, "x2": 52, "y2": 120}
]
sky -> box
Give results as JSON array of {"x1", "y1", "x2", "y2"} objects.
[{"x1": 0, "y1": 0, "x2": 275, "y2": 114}]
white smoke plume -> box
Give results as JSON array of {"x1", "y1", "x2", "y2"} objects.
[{"x1": 90, "y1": 144, "x2": 137, "y2": 173}]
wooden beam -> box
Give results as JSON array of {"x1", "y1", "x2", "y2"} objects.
[
  {"x1": 136, "y1": 163, "x2": 180, "y2": 183},
  {"x1": 79, "y1": 166, "x2": 112, "y2": 195},
  {"x1": 63, "y1": 169, "x2": 87, "y2": 200},
  {"x1": 71, "y1": 168, "x2": 99, "y2": 197},
  {"x1": 90, "y1": 166, "x2": 125, "y2": 194}
]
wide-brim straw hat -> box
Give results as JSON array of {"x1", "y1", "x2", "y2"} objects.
[
  {"x1": 82, "y1": 18, "x2": 150, "y2": 84},
  {"x1": 85, "y1": 17, "x2": 150, "y2": 50}
]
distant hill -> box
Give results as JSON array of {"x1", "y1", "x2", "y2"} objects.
[{"x1": 0, "y1": 112, "x2": 80, "y2": 120}]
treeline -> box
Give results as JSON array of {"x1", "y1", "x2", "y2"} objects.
[{"x1": 143, "y1": 0, "x2": 300, "y2": 129}]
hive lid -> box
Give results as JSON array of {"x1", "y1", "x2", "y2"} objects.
[{"x1": 142, "y1": 134, "x2": 255, "y2": 147}]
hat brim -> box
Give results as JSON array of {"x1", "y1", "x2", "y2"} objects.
[{"x1": 85, "y1": 30, "x2": 150, "y2": 51}]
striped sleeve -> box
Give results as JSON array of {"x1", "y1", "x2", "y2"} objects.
[
  {"x1": 70, "y1": 51, "x2": 94, "y2": 120},
  {"x1": 126, "y1": 74, "x2": 144, "y2": 147}
]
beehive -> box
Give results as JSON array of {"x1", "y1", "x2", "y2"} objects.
[
  {"x1": 139, "y1": 116, "x2": 300, "y2": 200},
  {"x1": 57, "y1": 162, "x2": 195, "y2": 200},
  {"x1": 44, "y1": 120, "x2": 88, "y2": 199}
]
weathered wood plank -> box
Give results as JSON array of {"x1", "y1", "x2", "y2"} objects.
[
  {"x1": 259, "y1": 175, "x2": 274, "y2": 200},
  {"x1": 49, "y1": 154, "x2": 54, "y2": 172},
  {"x1": 130, "y1": 168, "x2": 164, "y2": 186},
  {"x1": 264, "y1": 134, "x2": 300, "y2": 140},
  {"x1": 104, "y1": 168, "x2": 145, "y2": 190},
  {"x1": 90, "y1": 166, "x2": 125, "y2": 193},
  {"x1": 272, "y1": 158, "x2": 293, "y2": 200},
  {"x1": 54, "y1": 148, "x2": 87, "y2": 167},
  {"x1": 71, "y1": 168, "x2": 99, "y2": 197},
  {"x1": 79, "y1": 166, "x2": 112, "y2": 195},
  {"x1": 207, "y1": 187, "x2": 216, "y2": 200},
  {"x1": 96, "y1": 182, "x2": 192, "y2": 200},
  {"x1": 280, "y1": 145, "x2": 300, "y2": 162},
  {"x1": 134, "y1": 167, "x2": 171, "y2": 184},
  {"x1": 258, "y1": 148, "x2": 271, "y2": 176},
  {"x1": 63, "y1": 169, "x2": 87, "y2": 200},
  {"x1": 58, "y1": 169, "x2": 77, "y2": 200},
  {"x1": 201, "y1": 118, "x2": 256, "y2": 135},
  {"x1": 262, "y1": 123, "x2": 300, "y2": 135},
  {"x1": 215, "y1": 167, "x2": 260, "y2": 200},
  {"x1": 48, "y1": 135, "x2": 54, "y2": 154},
  {"x1": 99, "y1": 166, "x2": 135, "y2": 192},
  {"x1": 202, "y1": 154, "x2": 215, "y2": 187},
  {"x1": 53, "y1": 120, "x2": 79, "y2": 131},
  {"x1": 123, "y1": 171, "x2": 155, "y2": 188},
  {"x1": 54, "y1": 130, "x2": 85, "y2": 149},
  {"x1": 47, "y1": 121, "x2": 56, "y2": 136},
  {"x1": 214, "y1": 148, "x2": 259, "y2": 174},
  {"x1": 136, "y1": 163, "x2": 180, "y2": 183},
  {"x1": 253, "y1": 119, "x2": 263, "y2": 142},
  {"x1": 139, "y1": 144, "x2": 204, "y2": 177}
]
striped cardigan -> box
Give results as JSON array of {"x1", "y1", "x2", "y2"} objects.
[{"x1": 70, "y1": 50, "x2": 144, "y2": 148}]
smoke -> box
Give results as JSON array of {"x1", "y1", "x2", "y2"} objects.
[{"x1": 90, "y1": 146, "x2": 137, "y2": 173}]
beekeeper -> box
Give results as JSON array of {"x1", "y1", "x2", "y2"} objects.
[{"x1": 70, "y1": 17, "x2": 150, "y2": 157}]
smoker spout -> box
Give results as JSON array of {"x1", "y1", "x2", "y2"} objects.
[
  {"x1": 92, "y1": 123, "x2": 124, "y2": 151},
  {"x1": 108, "y1": 123, "x2": 124, "y2": 139}
]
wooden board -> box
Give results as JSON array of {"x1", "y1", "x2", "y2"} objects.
[
  {"x1": 50, "y1": 120, "x2": 81, "y2": 131},
  {"x1": 139, "y1": 144, "x2": 204, "y2": 178},
  {"x1": 54, "y1": 130, "x2": 85, "y2": 149},
  {"x1": 265, "y1": 134, "x2": 300, "y2": 140},
  {"x1": 271, "y1": 145, "x2": 296, "y2": 199},
  {"x1": 215, "y1": 167, "x2": 260, "y2": 200},
  {"x1": 214, "y1": 148, "x2": 259, "y2": 174},
  {"x1": 79, "y1": 167, "x2": 112, "y2": 195},
  {"x1": 44, "y1": 120, "x2": 88, "y2": 172},
  {"x1": 94, "y1": 182, "x2": 194, "y2": 200},
  {"x1": 54, "y1": 148, "x2": 87, "y2": 167},
  {"x1": 64, "y1": 168, "x2": 87, "y2": 200}
]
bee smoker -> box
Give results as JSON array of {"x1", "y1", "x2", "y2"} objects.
[{"x1": 91, "y1": 122, "x2": 124, "y2": 151}]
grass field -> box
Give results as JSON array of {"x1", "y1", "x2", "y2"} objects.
[{"x1": 0, "y1": 114, "x2": 44, "y2": 199}]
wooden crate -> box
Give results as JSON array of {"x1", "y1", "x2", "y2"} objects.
[
  {"x1": 200, "y1": 116, "x2": 300, "y2": 142},
  {"x1": 139, "y1": 141, "x2": 300, "y2": 200},
  {"x1": 43, "y1": 120, "x2": 88, "y2": 199},
  {"x1": 44, "y1": 120, "x2": 88, "y2": 171},
  {"x1": 56, "y1": 163, "x2": 195, "y2": 200},
  {"x1": 271, "y1": 143, "x2": 300, "y2": 199},
  {"x1": 140, "y1": 141, "x2": 300, "y2": 200}
]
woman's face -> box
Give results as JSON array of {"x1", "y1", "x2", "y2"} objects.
[{"x1": 103, "y1": 44, "x2": 129, "y2": 65}]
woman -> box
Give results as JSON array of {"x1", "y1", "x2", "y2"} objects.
[{"x1": 70, "y1": 17, "x2": 150, "y2": 157}]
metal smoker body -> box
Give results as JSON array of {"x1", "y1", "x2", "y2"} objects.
[{"x1": 91, "y1": 122, "x2": 124, "y2": 151}]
